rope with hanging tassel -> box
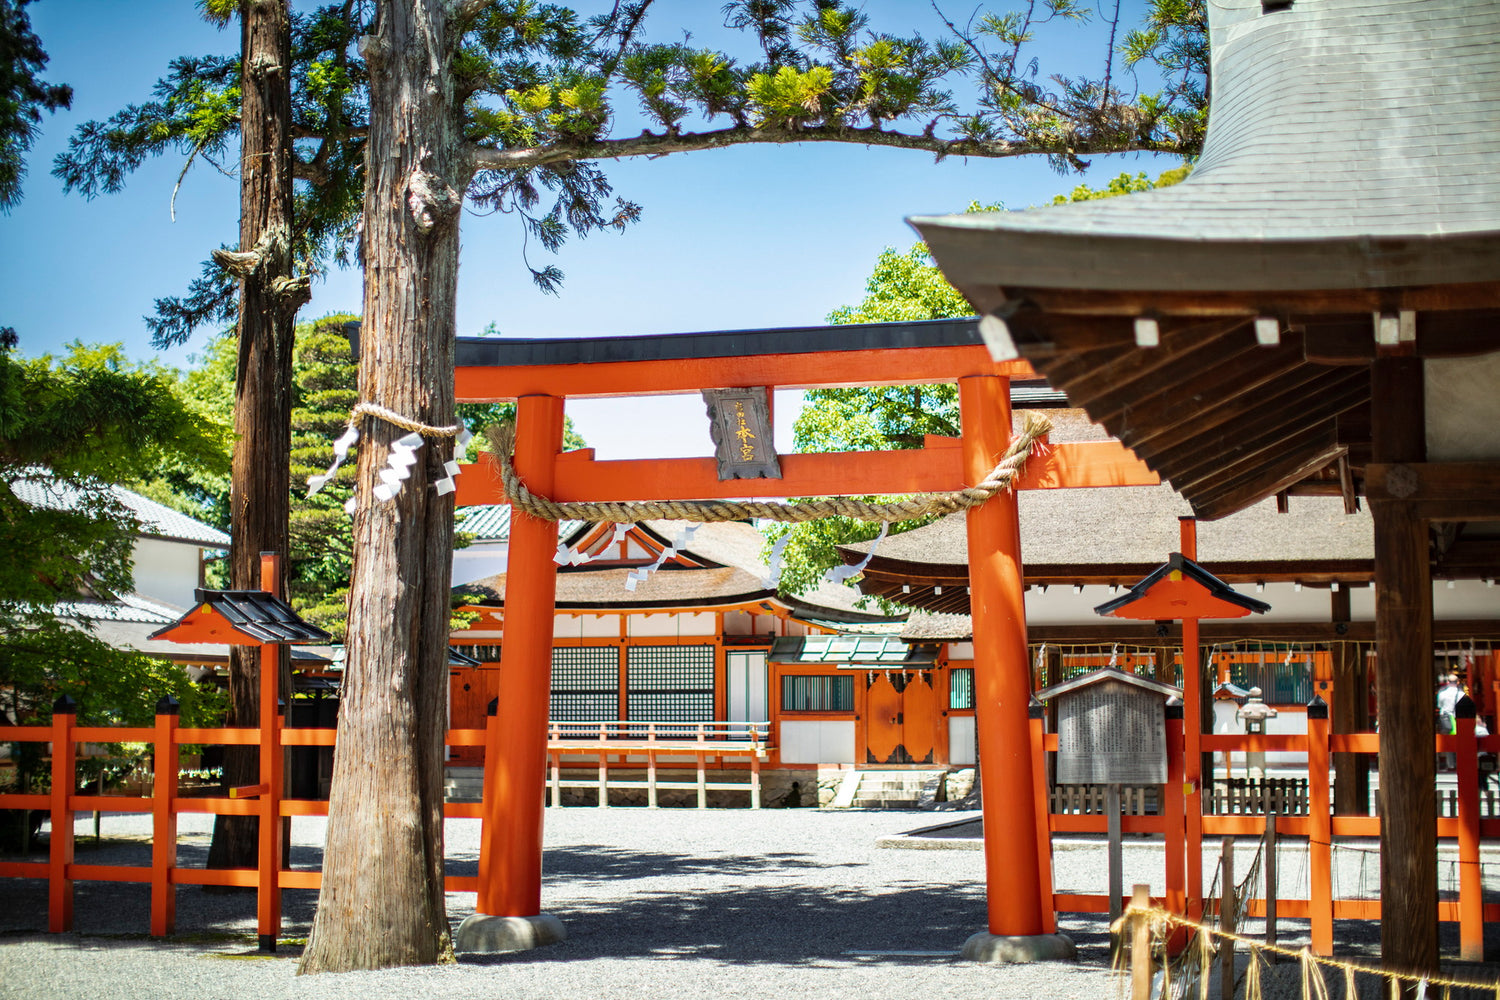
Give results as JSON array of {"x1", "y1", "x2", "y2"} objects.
[{"x1": 481, "y1": 411, "x2": 1053, "y2": 524}]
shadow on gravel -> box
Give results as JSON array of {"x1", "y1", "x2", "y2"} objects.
[
  {"x1": 461, "y1": 880, "x2": 990, "y2": 967},
  {"x1": 538, "y1": 845, "x2": 854, "y2": 881}
]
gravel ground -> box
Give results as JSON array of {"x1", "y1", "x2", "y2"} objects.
[{"x1": 5, "y1": 808, "x2": 1500, "y2": 1000}]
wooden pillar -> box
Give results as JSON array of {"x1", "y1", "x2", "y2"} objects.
[
  {"x1": 256, "y1": 553, "x2": 284, "y2": 953},
  {"x1": 1163, "y1": 700, "x2": 1188, "y2": 950},
  {"x1": 477, "y1": 394, "x2": 564, "y2": 918},
  {"x1": 959, "y1": 375, "x2": 1046, "y2": 937},
  {"x1": 1306, "y1": 691, "x2": 1333, "y2": 955},
  {"x1": 1028, "y1": 702, "x2": 1057, "y2": 933},
  {"x1": 47, "y1": 697, "x2": 76, "y2": 934},
  {"x1": 1180, "y1": 519, "x2": 1205, "y2": 919},
  {"x1": 256, "y1": 639, "x2": 283, "y2": 952},
  {"x1": 1454, "y1": 696, "x2": 1483, "y2": 962},
  {"x1": 1370, "y1": 355, "x2": 1437, "y2": 978},
  {"x1": 1330, "y1": 587, "x2": 1371, "y2": 815},
  {"x1": 150, "y1": 697, "x2": 180, "y2": 937}
]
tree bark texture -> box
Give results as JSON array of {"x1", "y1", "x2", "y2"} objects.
[
  {"x1": 209, "y1": 0, "x2": 301, "y2": 874},
  {"x1": 299, "y1": 0, "x2": 462, "y2": 972},
  {"x1": 1371, "y1": 355, "x2": 1437, "y2": 980}
]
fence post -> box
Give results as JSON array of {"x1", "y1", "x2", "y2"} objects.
[
  {"x1": 1107, "y1": 783, "x2": 1124, "y2": 934},
  {"x1": 1029, "y1": 698, "x2": 1057, "y2": 934},
  {"x1": 256, "y1": 641, "x2": 283, "y2": 954},
  {"x1": 48, "y1": 695, "x2": 77, "y2": 934},
  {"x1": 1130, "y1": 884, "x2": 1153, "y2": 1000},
  {"x1": 1455, "y1": 694, "x2": 1484, "y2": 961},
  {"x1": 1220, "y1": 837, "x2": 1235, "y2": 1000},
  {"x1": 1264, "y1": 811, "x2": 1278, "y2": 958},
  {"x1": 151, "y1": 696, "x2": 180, "y2": 937},
  {"x1": 1307, "y1": 691, "x2": 1333, "y2": 956}
]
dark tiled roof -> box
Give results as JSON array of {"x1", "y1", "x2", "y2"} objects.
[
  {"x1": 1093, "y1": 552, "x2": 1271, "y2": 617},
  {"x1": 844, "y1": 487, "x2": 1371, "y2": 568},
  {"x1": 150, "y1": 590, "x2": 332, "y2": 645},
  {"x1": 913, "y1": 0, "x2": 1500, "y2": 294}
]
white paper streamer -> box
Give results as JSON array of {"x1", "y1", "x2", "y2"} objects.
[
  {"x1": 432, "y1": 419, "x2": 471, "y2": 496},
  {"x1": 307, "y1": 425, "x2": 360, "y2": 495},
  {"x1": 761, "y1": 532, "x2": 793, "y2": 589},
  {"x1": 556, "y1": 522, "x2": 633, "y2": 566},
  {"x1": 624, "y1": 523, "x2": 698, "y2": 591},
  {"x1": 823, "y1": 522, "x2": 889, "y2": 586}
]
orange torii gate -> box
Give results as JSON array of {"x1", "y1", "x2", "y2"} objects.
[{"x1": 448, "y1": 319, "x2": 1158, "y2": 959}]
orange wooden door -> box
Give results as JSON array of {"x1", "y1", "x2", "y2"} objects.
[
  {"x1": 866, "y1": 673, "x2": 903, "y2": 764},
  {"x1": 449, "y1": 667, "x2": 489, "y2": 764},
  {"x1": 901, "y1": 673, "x2": 937, "y2": 765}
]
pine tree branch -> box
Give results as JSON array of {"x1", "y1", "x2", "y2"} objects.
[{"x1": 469, "y1": 122, "x2": 1179, "y2": 171}]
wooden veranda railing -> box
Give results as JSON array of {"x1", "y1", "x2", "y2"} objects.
[
  {"x1": 544, "y1": 720, "x2": 771, "y2": 809},
  {"x1": 0, "y1": 702, "x2": 773, "y2": 946}
]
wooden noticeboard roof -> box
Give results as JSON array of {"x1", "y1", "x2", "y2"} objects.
[
  {"x1": 149, "y1": 589, "x2": 332, "y2": 646},
  {"x1": 1094, "y1": 553, "x2": 1271, "y2": 622}
]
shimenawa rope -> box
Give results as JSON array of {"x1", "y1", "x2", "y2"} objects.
[{"x1": 483, "y1": 411, "x2": 1054, "y2": 524}]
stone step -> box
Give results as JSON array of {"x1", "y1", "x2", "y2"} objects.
[
  {"x1": 834, "y1": 770, "x2": 948, "y2": 810},
  {"x1": 444, "y1": 766, "x2": 485, "y2": 803}
]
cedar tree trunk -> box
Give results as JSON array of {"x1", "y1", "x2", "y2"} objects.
[
  {"x1": 208, "y1": 0, "x2": 307, "y2": 873},
  {"x1": 298, "y1": 0, "x2": 463, "y2": 972}
]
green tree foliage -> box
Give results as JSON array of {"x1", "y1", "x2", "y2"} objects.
[
  {"x1": 287, "y1": 315, "x2": 360, "y2": 637},
  {"x1": 768, "y1": 166, "x2": 1192, "y2": 597},
  {"x1": 0, "y1": 338, "x2": 225, "y2": 808},
  {"x1": 0, "y1": 0, "x2": 70, "y2": 210}
]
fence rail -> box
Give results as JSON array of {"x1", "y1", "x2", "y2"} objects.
[{"x1": 0, "y1": 707, "x2": 776, "y2": 946}]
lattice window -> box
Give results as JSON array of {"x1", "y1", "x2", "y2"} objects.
[
  {"x1": 950, "y1": 667, "x2": 974, "y2": 710},
  {"x1": 626, "y1": 645, "x2": 714, "y2": 724},
  {"x1": 781, "y1": 675, "x2": 854, "y2": 712},
  {"x1": 550, "y1": 646, "x2": 619, "y2": 721}
]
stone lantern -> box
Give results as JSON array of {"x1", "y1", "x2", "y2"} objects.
[{"x1": 1235, "y1": 687, "x2": 1278, "y2": 779}]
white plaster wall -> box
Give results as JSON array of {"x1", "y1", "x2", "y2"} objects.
[
  {"x1": 131, "y1": 538, "x2": 202, "y2": 608},
  {"x1": 947, "y1": 642, "x2": 975, "y2": 659},
  {"x1": 948, "y1": 716, "x2": 977, "y2": 765},
  {"x1": 1211, "y1": 700, "x2": 1308, "y2": 768},
  {"x1": 552, "y1": 614, "x2": 619, "y2": 639},
  {"x1": 626, "y1": 612, "x2": 717, "y2": 637},
  {"x1": 780, "y1": 720, "x2": 856, "y2": 763},
  {"x1": 450, "y1": 540, "x2": 509, "y2": 587}
]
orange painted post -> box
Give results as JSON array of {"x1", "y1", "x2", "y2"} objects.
[
  {"x1": 256, "y1": 639, "x2": 283, "y2": 952},
  {"x1": 1028, "y1": 704, "x2": 1057, "y2": 933},
  {"x1": 477, "y1": 394, "x2": 565, "y2": 920},
  {"x1": 958, "y1": 374, "x2": 1047, "y2": 940},
  {"x1": 1455, "y1": 696, "x2": 1484, "y2": 961},
  {"x1": 1307, "y1": 688, "x2": 1333, "y2": 955},
  {"x1": 48, "y1": 696, "x2": 77, "y2": 934},
  {"x1": 1163, "y1": 700, "x2": 1188, "y2": 952},
  {"x1": 1179, "y1": 519, "x2": 1205, "y2": 920},
  {"x1": 150, "y1": 696, "x2": 180, "y2": 936}
]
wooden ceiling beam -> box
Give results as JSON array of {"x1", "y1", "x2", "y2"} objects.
[
  {"x1": 1051, "y1": 319, "x2": 1257, "y2": 412},
  {"x1": 1072, "y1": 349, "x2": 1308, "y2": 457},
  {"x1": 1190, "y1": 431, "x2": 1348, "y2": 521},
  {"x1": 1012, "y1": 281, "x2": 1500, "y2": 319},
  {"x1": 1126, "y1": 364, "x2": 1356, "y2": 461},
  {"x1": 1366, "y1": 462, "x2": 1500, "y2": 522},
  {"x1": 1157, "y1": 375, "x2": 1370, "y2": 492}
]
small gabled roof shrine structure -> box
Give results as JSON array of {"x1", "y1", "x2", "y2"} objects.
[
  {"x1": 149, "y1": 589, "x2": 331, "y2": 646},
  {"x1": 1095, "y1": 553, "x2": 1271, "y2": 621},
  {"x1": 1034, "y1": 665, "x2": 1181, "y2": 705}
]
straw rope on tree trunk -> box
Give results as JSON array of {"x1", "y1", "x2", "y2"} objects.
[{"x1": 483, "y1": 411, "x2": 1053, "y2": 524}]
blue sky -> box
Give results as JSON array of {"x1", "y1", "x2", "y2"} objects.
[{"x1": 0, "y1": 0, "x2": 1177, "y2": 459}]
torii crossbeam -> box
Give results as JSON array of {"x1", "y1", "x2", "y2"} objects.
[{"x1": 449, "y1": 318, "x2": 1158, "y2": 959}]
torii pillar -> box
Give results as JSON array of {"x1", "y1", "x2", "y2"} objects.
[
  {"x1": 456, "y1": 394, "x2": 568, "y2": 954},
  {"x1": 958, "y1": 374, "x2": 1075, "y2": 962}
]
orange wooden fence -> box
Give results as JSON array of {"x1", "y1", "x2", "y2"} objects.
[{"x1": 1029, "y1": 696, "x2": 1496, "y2": 962}]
